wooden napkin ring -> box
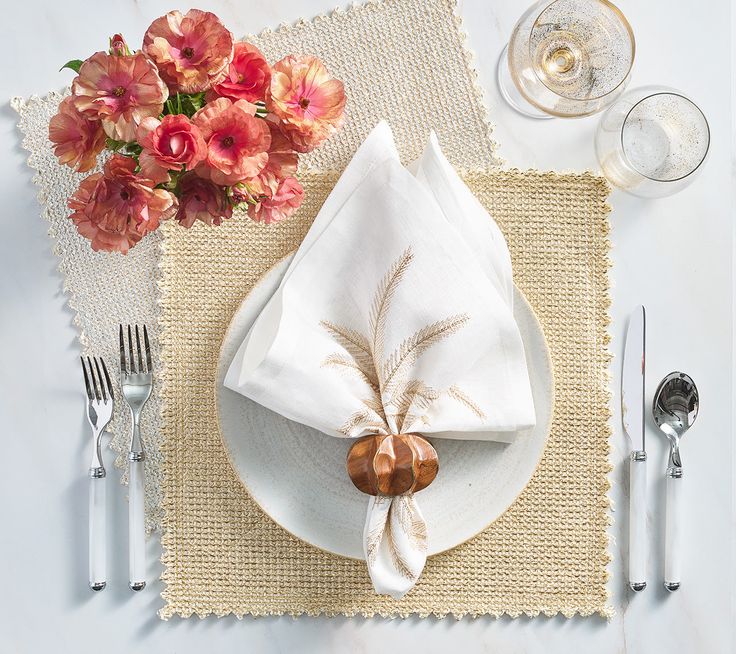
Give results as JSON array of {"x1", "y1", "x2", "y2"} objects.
[{"x1": 346, "y1": 433, "x2": 439, "y2": 496}]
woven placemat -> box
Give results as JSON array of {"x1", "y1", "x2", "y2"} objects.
[
  {"x1": 247, "y1": 0, "x2": 501, "y2": 171},
  {"x1": 158, "y1": 168, "x2": 612, "y2": 619}
]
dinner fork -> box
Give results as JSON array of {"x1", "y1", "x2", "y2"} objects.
[
  {"x1": 119, "y1": 324, "x2": 153, "y2": 591},
  {"x1": 81, "y1": 356, "x2": 114, "y2": 592}
]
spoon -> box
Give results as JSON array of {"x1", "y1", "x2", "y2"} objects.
[{"x1": 652, "y1": 371, "x2": 699, "y2": 592}]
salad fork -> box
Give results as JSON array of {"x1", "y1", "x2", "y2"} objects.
[
  {"x1": 80, "y1": 356, "x2": 114, "y2": 592},
  {"x1": 119, "y1": 324, "x2": 153, "y2": 591}
]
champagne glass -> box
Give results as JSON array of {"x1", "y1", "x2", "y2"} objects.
[
  {"x1": 497, "y1": 0, "x2": 635, "y2": 119},
  {"x1": 595, "y1": 87, "x2": 710, "y2": 198}
]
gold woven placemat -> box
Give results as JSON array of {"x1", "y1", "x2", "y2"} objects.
[{"x1": 158, "y1": 169, "x2": 612, "y2": 619}]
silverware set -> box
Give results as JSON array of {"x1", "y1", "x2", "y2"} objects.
[
  {"x1": 621, "y1": 306, "x2": 699, "y2": 593},
  {"x1": 79, "y1": 324, "x2": 154, "y2": 592},
  {"x1": 80, "y1": 310, "x2": 698, "y2": 595}
]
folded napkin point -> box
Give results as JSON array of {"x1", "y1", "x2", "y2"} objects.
[
  {"x1": 411, "y1": 130, "x2": 516, "y2": 310},
  {"x1": 371, "y1": 119, "x2": 394, "y2": 140}
]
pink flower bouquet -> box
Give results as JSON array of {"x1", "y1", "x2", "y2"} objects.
[{"x1": 49, "y1": 9, "x2": 346, "y2": 253}]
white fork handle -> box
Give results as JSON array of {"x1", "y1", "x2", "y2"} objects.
[
  {"x1": 129, "y1": 457, "x2": 146, "y2": 591},
  {"x1": 628, "y1": 455, "x2": 647, "y2": 591},
  {"x1": 665, "y1": 471, "x2": 683, "y2": 591},
  {"x1": 89, "y1": 475, "x2": 106, "y2": 591}
]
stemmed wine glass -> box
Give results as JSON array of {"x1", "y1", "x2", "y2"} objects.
[
  {"x1": 595, "y1": 86, "x2": 710, "y2": 197},
  {"x1": 497, "y1": 0, "x2": 635, "y2": 119}
]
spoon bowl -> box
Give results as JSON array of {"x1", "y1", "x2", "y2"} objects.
[{"x1": 653, "y1": 371, "x2": 699, "y2": 467}]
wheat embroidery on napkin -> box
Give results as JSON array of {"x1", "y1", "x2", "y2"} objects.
[
  {"x1": 320, "y1": 246, "x2": 484, "y2": 437},
  {"x1": 365, "y1": 494, "x2": 428, "y2": 580},
  {"x1": 318, "y1": 246, "x2": 492, "y2": 594}
]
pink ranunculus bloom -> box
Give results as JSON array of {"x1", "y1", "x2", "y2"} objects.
[
  {"x1": 210, "y1": 42, "x2": 271, "y2": 103},
  {"x1": 143, "y1": 9, "x2": 234, "y2": 94},
  {"x1": 175, "y1": 172, "x2": 233, "y2": 228},
  {"x1": 277, "y1": 119, "x2": 335, "y2": 155},
  {"x1": 259, "y1": 118, "x2": 298, "y2": 188},
  {"x1": 137, "y1": 114, "x2": 207, "y2": 185},
  {"x1": 192, "y1": 97, "x2": 271, "y2": 186},
  {"x1": 68, "y1": 154, "x2": 176, "y2": 253},
  {"x1": 72, "y1": 51, "x2": 168, "y2": 142},
  {"x1": 267, "y1": 55, "x2": 346, "y2": 153},
  {"x1": 247, "y1": 175, "x2": 303, "y2": 225},
  {"x1": 48, "y1": 96, "x2": 106, "y2": 173}
]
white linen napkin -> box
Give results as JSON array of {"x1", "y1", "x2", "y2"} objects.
[{"x1": 225, "y1": 122, "x2": 535, "y2": 598}]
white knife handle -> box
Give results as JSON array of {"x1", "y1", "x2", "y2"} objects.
[
  {"x1": 128, "y1": 455, "x2": 146, "y2": 591},
  {"x1": 88, "y1": 472, "x2": 106, "y2": 591},
  {"x1": 665, "y1": 469, "x2": 683, "y2": 591},
  {"x1": 629, "y1": 452, "x2": 647, "y2": 591}
]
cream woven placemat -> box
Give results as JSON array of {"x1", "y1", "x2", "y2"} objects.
[
  {"x1": 247, "y1": 0, "x2": 501, "y2": 170},
  {"x1": 158, "y1": 168, "x2": 612, "y2": 619}
]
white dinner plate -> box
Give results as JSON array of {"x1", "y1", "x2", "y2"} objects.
[{"x1": 216, "y1": 255, "x2": 554, "y2": 559}]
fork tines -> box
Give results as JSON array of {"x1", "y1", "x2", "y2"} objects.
[
  {"x1": 119, "y1": 324, "x2": 152, "y2": 375},
  {"x1": 81, "y1": 356, "x2": 114, "y2": 402}
]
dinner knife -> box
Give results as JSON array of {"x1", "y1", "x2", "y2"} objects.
[{"x1": 622, "y1": 305, "x2": 647, "y2": 591}]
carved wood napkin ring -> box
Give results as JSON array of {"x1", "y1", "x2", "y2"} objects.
[{"x1": 346, "y1": 433, "x2": 439, "y2": 496}]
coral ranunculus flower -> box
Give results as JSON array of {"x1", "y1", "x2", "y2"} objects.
[
  {"x1": 175, "y1": 172, "x2": 233, "y2": 228},
  {"x1": 247, "y1": 175, "x2": 303, "y2": 225},
  {"x1": 68, "y1": 154, "x2": 176, "y2": 253},
  {"x1": 143, "y1": 9, "x2": 234, "y2": 93},
  {"x1": 267, "y1": 55, "x2": 346, "y2": 153},
  {"x1": 210, "y1": 42, "x2": 271, "y2": 103},
  {"x1": 48, "y1": 96, "x2": 106, "y2": 173},
  {"x1": 137, "y1": 114, "x2": 207, "y2": 184},
  {"x1": 72, "y1": 51, "x2": 168, "y2": 142},
  {"x1": 259, "y1": 119, "x2": 298, "y2": 187},
  {"x1": 192, "y1": 97, "x2": 271, "y2": 186}
]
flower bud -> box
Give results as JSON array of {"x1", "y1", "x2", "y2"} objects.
[{"x1": 109, "y1": 34, "x2": 131, "y2": 56}]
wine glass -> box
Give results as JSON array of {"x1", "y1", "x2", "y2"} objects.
[
  {"x1": 595, "y1": 87, "x2": 710, "y2": 198},
  {"x1": 497, "y1": 0, "x2": 635, "y2": 119}
]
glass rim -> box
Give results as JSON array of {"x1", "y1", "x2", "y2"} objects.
[
  {"x1": 528, "y1": 0, "x2": 636, "y2": 103},
  {"x1": 619, "y1": 91, "x2": 711, "y2": 183}
]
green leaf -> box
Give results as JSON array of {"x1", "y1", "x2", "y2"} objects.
[
  {"x1": 185, "y1": 92, "x2": 206, "y2": 115},
  {"x1": 190, "y1": 92, "x2": 206, "y2": 111},
  {"x1": 59, "y1": 59, "x2": 84, "y2": 74},
  {"x1": 105, "y1": 137, "x2": 126, "y2": 152},
  {"x1": 123, "y1": 143, "x2": 142, "y2": 157},
  {"x1": 161, "y1": 92, "x2": 209, "y2": 118}
]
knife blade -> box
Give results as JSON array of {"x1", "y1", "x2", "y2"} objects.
[{"x1": 622, "y1": 305, "x2": 647, "y2": 591}]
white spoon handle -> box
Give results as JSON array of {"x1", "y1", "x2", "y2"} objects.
[{"x1": 665, "y1": 469, "x2": 683, "y2": 591}]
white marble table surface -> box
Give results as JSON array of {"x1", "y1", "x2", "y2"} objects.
[{"x1": 0, "y1": 0, "x2": 733, "y2": 652}]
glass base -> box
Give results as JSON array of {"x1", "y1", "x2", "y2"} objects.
[{"x1": 496, "y1": 44, "x2": 554, "y2": 120}]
